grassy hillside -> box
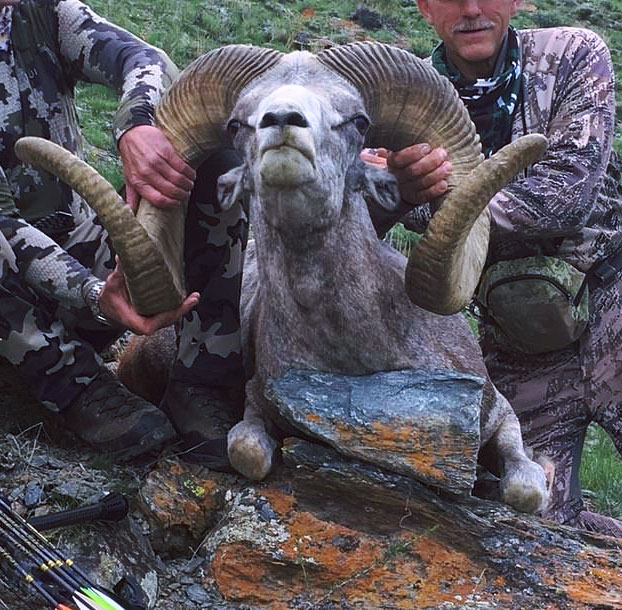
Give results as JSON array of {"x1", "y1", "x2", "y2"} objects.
[
  {"x1": 79, "y1": 0, "x2": 622, "y2": 519},
  {"x1": 80, "y1": 0, "x2": 622, "y2": 185}
]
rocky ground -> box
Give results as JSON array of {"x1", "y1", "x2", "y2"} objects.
[
  {"x1": 0, "y1": 357, "x2": 244, "y2": 610},
  {"x1": 1, "y1": 357, "x2": 621, "y2": 610}
]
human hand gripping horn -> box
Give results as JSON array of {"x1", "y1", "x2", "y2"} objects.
[{"x1": 14, "y1": 137, "x2": 185, "y2": 316}]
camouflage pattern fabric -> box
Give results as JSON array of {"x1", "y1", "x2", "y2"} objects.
[
  {"x1": 481, "y1": 268, "x2": 622, "y2": 525},
  {"x1": 171, "y1": 151, "x2": 247, "y2": 389},
  {"x1": 488, "y1": 27, "x2": 617, "y2": 271},
  {"x1": 0, "y1": 155, "x2": 247, "y2": 411},
  {"x1": 477, "y1": 256, "x2": 589, "y2": 354},
  {"x1": 414, "y1": 26, "x2": 620, "y2": 525},
  {"x1": 0, "y1": 6, "x2": 11, "y2": 52},
  {"x1": 0, "y1": 1, "x2": 246, "y2": 411},
  {"x1": 0, "y1": 0, "x2": 177, "y2": 222},
  {"x1": 476, "y1": 27, "x2": 621, "y2": 525},
  {"x1": 0, "y1": 189, "x2": 117, "y2": 411}
]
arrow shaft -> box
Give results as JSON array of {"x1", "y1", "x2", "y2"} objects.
[
  {"x1": 0, "y1": 498, "x2": 130, "y2": 610},
  {"x1": 0, "y1": 540, "x2": 63, "y2": 607},
  {"x1": 0, "y1": 510, "x2": 81, "y2": 593},
  {"x1": 0, "y1": 500, "x2": 90, "y2": 588}
]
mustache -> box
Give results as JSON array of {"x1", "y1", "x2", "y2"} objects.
[{"x1": 453, "y1": 20, "x2": 495, "y2": 33}]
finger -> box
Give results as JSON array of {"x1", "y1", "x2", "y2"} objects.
[
  {"x1": 137, "y1": 159, "x2": 194, "y2": 192},
  {"x1": 163, "y1": 152, "x2": 196, "y2": 182},
  {"x1": 124, "y1": 185, "x2": 140, "y2": 213},
  {"x1": 419, "y1": 179, "x2": 450, "y2": 202},
  {"x1": 395, "y1": 159, "x2": 452, "y2": 191},
  {"x1": 156, "y1": 158, "x2": 196, "y2": 193},
  {"x1": 399, "y1": 176, "x2": 449, "y2": 205},
  {"x1": 134, "y1": 182, "x2": 186, "y2": 209},
  {"x1": 360, "y1": 151, "x2": 388, "y2": 169},
  {"x1": 387, "y1": 143, "x2": 431, "y2": 169},
  {"x1": 138, "y1": 292, "x2": 200, "y2": 335}
]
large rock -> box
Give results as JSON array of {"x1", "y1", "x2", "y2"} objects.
[
  {"x1": 200, "y1": 439, "x2": 622, "y2": 609},
  {"x1": 267, "y1": 368, "x2": 482, "y2": 494}
]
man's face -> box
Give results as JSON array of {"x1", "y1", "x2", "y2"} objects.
[{"x1": 416, "y1": 0, "x2": 522, "y2": 79}]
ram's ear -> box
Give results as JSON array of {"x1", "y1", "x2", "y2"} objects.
[
  {"x1": 362, "y1": 164, "x2": 401, "y2": 211},
  {"x1": 355, "y1": 161, "x2": 407, "y2": 237},
  {"x1": 218, "y1": 164, "x2": 251, "y2": 211}
]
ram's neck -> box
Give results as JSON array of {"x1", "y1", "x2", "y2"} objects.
[
  {"x1": 249, "y1": 191, "x2": 416, "y2": 375},
  {"x1": 253, "y1": 192, "x2": 379, "y2": 307}
]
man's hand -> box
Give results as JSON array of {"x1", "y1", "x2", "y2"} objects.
[
  {"x1": 118, "y1": 125, "x2": 196, "y2": 212},
  {"x1": 387, "y1": 143, "x2": 451, "y2": 206},
  {"x1": 98, "y1": 259, "x2": 199, "y2": 335},
  {"x1": 360, "y1": 143, "x2": 451, "y2": 208}
]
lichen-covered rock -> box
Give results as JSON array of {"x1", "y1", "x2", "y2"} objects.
[
  {"x1": 138, "y1": 459, "x2": 227, "y2": 557},
  {"x1": 267, "y1": 368, "x2": 482, "y2": 494},
  {"x1": 197, "y1": 440, "x2": 622, "y2": 609}
]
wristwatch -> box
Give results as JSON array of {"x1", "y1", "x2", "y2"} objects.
[{"x1": 86, "y1": 281, "x2": 113, "y2": 326}]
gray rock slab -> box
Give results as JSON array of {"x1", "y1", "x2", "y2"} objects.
[{"x1": 266, "y1": 368, "x2": 483, "y2": 494}]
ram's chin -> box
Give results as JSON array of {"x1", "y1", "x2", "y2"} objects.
[{"x1": 260, "y1": 148, "x2": 316, "y2": 187}]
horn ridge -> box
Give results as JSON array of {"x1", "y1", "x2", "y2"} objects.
[
  {"x1": 14, "y1": 136, "x2": 183, "y2": 314},
  {"x1": 156, "y1": 45, "x2": 284, "y2": 166}
]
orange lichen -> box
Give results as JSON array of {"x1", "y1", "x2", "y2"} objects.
[
  {"x1": 410, "y1": 537, "x2": 485, "y2": 605},
  {"x1": 328, "y1": 417, "x2": 475, "y2": 482},
  {"x1": 211, "y1": 544, "x2": 292, "y2": 609},
  {"x1": 142, "y1": 460, "x2": 221, "y2": 531},
  {"x1": 561, "y1": 557, "x2": 622, "y2": 607},
  {"x1": 257, "y1": 486, "x2": 296, "y2": 517},
  {"x1": 213, "y1": 506, "x2": 492, "y2": 609}
]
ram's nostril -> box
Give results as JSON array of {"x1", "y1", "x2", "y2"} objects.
[
  {"x1": 259, "y1": 112, "x2": 280, "y2": 129},
  {"x1": 286, "y1": 112, "x2": 308, "y2": 128}
]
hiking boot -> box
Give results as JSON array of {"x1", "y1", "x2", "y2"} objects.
[
  {"x1": 576, "y1": 510, "x2": 622, "y2": 538},
  {"x1": 159, "y1": 380, "x2": 245, "y2": 471},
  {"x1": 62, "y1": 369, "x2": 176, "y2": 460}
]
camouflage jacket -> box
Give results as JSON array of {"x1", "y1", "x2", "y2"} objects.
[
  {"x1": 412, "y1": 27, "x2": 618, "y2": 273},
  {"x1": 490, "y1": 27, "x2": 617, "y2": 272},
  {"x1": 0, "y1": 0, "x2": 178, "y2": 223}
]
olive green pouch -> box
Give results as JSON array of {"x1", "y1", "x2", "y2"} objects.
[{"x1": 477, "y1": 256, "x2": 589, "y2": 354}]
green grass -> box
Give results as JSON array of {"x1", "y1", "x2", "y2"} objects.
[
  {"x1": 77, "y1": 0, "x2": 622, "y2": 518},
  {"x1": 580, "y1": 424, "x2": 622, "y2": 519}
]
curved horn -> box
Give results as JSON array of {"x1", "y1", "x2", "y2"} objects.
[
  {"x1": 317, "y1": 42, "x2": 546, "y2": 313},
  {"x1": 127, "y1": 45, "x2": 285, "y2": 313},
  {"x1": 406, "y1": 134, "x2": 547, "y2": 313},
  {"x1": 155, "y1": 45, "x2": 284, "y2": 166},
  {"x1": 16, "y1": 47, "x2": 284, "y2": 316},
  {"x1": 14, "y1": 137, "x2": 183, "y2": 315}
]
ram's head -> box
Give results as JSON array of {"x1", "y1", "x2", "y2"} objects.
[{"x1": 15, "y1": 43, "x2": 546, "y2": 315}]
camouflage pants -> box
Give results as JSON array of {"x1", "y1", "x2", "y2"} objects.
[
  {"x1": 0, "y1": 150, "x2": 247, "y2": 411},
  {"x1": 481, "y1": 270, "x2": 622, "y2": 525}
]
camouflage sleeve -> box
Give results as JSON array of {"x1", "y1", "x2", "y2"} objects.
[
  {"x1": 0, "y1": 214, "x2": 100, "y2": 312},
  {"x1": 55, "y1": 0, "x2": 179, "y2": 143},
  {"x1": 489, "y1": 28, "x2": 615, "y2": 241},
  {"x1": 0, "y1": 171, "x2": 18, "y2": 217}
]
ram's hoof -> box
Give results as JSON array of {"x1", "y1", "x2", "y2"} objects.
[
  {"x1": 500, "y1": 460, "x2": 549, "y2": 514},
  {"x1": 227, "y1": 421, "x2": 278, "y2": 481}
]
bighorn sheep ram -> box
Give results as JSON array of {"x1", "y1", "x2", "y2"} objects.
[{"x1": 15, "y1": 42, "x2": 549, "y2": 513}]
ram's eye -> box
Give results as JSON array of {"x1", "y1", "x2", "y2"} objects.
[
  {"x1": 227, "y1": 119, "x2": 241, "y2": 138},
  {"x1": 352, "y1": 114, "x2": 370, "y2": 136}
]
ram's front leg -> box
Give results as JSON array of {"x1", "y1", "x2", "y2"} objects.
[
  {"x1": 228, "y1": 379, "x2": 279, "y2": 480},
  {"x1": 488, "y1": 389, "x2": 551, "y2": 514}
]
